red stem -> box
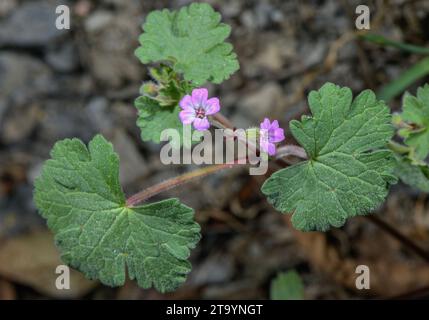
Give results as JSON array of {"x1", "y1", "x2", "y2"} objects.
[
  {"x1": 126, "y1": 111, "x2": 429, "y2": 264},
  {"x1": 276, "y1": 145, "x2": 307, "y2": 159},
  {"x1": 126, "y1": 113, "x2": 306, "y2": 207},
  {"x1": 212, "y1": 113, "x2": 234, "y2": 129},
  {"x1": 126, "y1": 162, "x2": 242, "y2": 207}
]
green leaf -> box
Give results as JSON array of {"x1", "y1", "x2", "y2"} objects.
[
  {"x1": 34, "y1": 135, "x2": 200, "y2": 293},
  {"x1": 262, "y1": 83, "x2": 396, "y2": 231},
  {"x1": 395, "y1": 156, "x2": 429, "y2": 192},
  {"x1": 270, "y1": 271, "x2": 304, "y2": 300},
  {"x1": 143, "y1": 65, "x2": 186, "y2": 108},
  {"x1": 135, "y1": 3, "x2": 239, "y2": 86},
  {"x1": 135, "y1": 95, "x2": 196, "y2": 148},
  {"x1": 397, "y1": 84, "x2": 429, "y2": 161}
]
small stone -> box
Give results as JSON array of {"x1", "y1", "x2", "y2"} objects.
[
  {"x1": 0, "y1": 1, "x2": 69, "y2": 47},
  {"x1": 238, "y1": 83, "x2": 284, "y2": 120},
  {"x1": 84, "y1": 10, "x2": 114, "y2": 32},
  {"x1": 0, "y1": 53, "x2": 54, "y2": 108},
  {"x1": 83, "y1": 12, "x2": 142, "y2": 87},
  {"x1": 0, "y1": 101, "x2": 7, "y2": 125},
  {"x1": 0, "y1": 0, "x2": 17, "y2": 17},
  {"x1": 112, "y1": 130, "x2": 148, "y2": 186},
  {"x1": 189, "y1": 253, "x2": 235, "y2": 286},
  {"x1": 86, "y1": 97, "x2": 113, "y2": 134},
  {"x1": 45, "y1": 42, "x2": 80, "y2": 72},
  {"x1": 38, "y1": 99, "x2": 95, "y2": 143},
  {"x1": 74, "y1": 0, "x2": 92, "y2": 17},
  {"x1": 240, "y1": 10, "x2": 256, "y2": 30},
  {"x1": 1, "y1": 104, "x2": 40, "y2": 144},
  {"x1": 221, "y1": 2, "x2": 242, "y2": 18},
  {"x1": 256, "y1": 43, "x2": 284, "y2": 71},
  {"x1": 298, "y1": 40, "x2": 327, "y2": 69}
]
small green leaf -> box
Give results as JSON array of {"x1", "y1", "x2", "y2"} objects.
[
  {"x1": 135, "y1": 96, "x2": 196, "y2": 148},
  {"x1": 395, "y1": 156, "x2": 429, "y2": 192},
  {"x1": 156, "y1": 81, "x2": 183, "y2": 107},
  {"x1": 34, "y1": 135, "x2": 200, "y2": 293},
  {"x1": 270, "y1": 271, "x2": 304, "y2": 300},
  {"x1": 135, "y1": 3, "x2": 239, "y2": 85},
  {"x1": 397, "y1": 84, "x2": 429, "y2": 161},
  {"x1": 262, "y1": 83, "x2": 396, "y2": 231},
  {"x1": 141, "y1": 81, "x2": 158, "y2": 97},
  {"x1": 144, "y1": 65, "x2": 185, "y2": 108}
]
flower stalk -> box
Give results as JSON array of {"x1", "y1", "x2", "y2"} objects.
[
  {"x1": 127, "y1": 110, "x2": 306, "y2": 207},
  {"x1": 126, "y1": 162, "x2": 242, "y2": 207}
]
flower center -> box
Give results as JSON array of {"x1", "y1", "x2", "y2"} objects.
[{"x1": 195, "y1": 107, "x2": 206, "y2": 119}]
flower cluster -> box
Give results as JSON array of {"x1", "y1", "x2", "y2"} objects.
[{"x1": 179, "y1": 88, "x2": 285, "y2": 155}]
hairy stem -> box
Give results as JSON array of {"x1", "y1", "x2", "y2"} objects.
[
  {"x1": 210, "y1": 113, "x2": 260, "y2": 156},
  {"x1": 129, "y1": 108, "x2": 429, "y2": 263},
  {"x1": 276, "y1": 145, "x2": 308, "y2": 160},
  {"x1": 126, "y1": 162, "x2": 242, "y2": 207},
  {"x1": 388, "y1": 140, "x2": 412, "y2": 155},
  {"x1": 212, "y1": 112, "x2": 234, "y2": 129},
  {"x1": 126, "y1": 111, "x2": 304, "y2": 206}
]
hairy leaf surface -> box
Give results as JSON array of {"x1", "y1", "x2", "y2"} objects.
[
  {"x1": 34, "y1": 135, "x2": 200, "y2": 292},
  {"x1": 270, "y1": 271, "x2": 304, "y2": 300},
  {"x1": 135, "y1": 3, "x2": 239, "y2": 85},
  {"x1": 262, "y1": 83, "x2": 396, "y2": 231}
]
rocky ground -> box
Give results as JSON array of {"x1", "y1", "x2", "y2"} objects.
[{"x1": 1, "y1": 0, "x2": 429, "y2": 299}]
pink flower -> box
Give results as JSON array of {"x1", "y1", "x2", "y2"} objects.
[
  {"x1": 259, "y1": 118, "x2": 285, "y2": 156},
  {"x1": 179, "y1": 88, "x2": 220, "y2": 131}
]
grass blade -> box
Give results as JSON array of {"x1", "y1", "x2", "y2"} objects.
[
  {"x1": 378, "y1": 57, "x2": 429, "y2": 102},
  {"x1": 361, "y1": 33, "x2": 429, "y2": 55}
]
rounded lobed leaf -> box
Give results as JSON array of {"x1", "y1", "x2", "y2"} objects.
[
  {"x1": 262, "y1": 83, "x2": 397, "y2": 231},
  {"x1": 34, "y1": 135, "x2": 201, "y2": 292},
  {"x1": 135, "y1": 3, "x2": 239, "y2": 85}
]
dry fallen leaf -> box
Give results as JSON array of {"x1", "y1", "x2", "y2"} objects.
[
  {"x1": 283, "y1": 215, "x2": 429, "y2": 297},
  {"x1": 0, "y1": 230, "x2": 97, "y2": 298},
  {"x1": 0, "y1": 278, "x2": 16, "y2": 300}
]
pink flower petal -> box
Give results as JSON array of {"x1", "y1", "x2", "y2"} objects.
[
  {"x1": 193, "y1": 117, "x2": 210, "y2": 131},
  {"x1": 267, "y1": 143, "x2": 276, "y2": 156},
  {"x1": 179, "y1": 107, "x2": 196, "y2": 125},
  {"x1": 204, "y1": 97, "x2": 220, "y2": 115},
  {"x1": 179, "y1": 95, "x2": 193, "y2": 109},
  {"x1": 259, "y1": 118, "x2": 285, "y2": 155},
  {"x1": 191, "y1": 88, "x2": 208, "y2": 106},
  {"x1": 270, "y1": 128, "x2": 285, "y2": 143},
  {"x1": 260, "y1": 118, "x2": 271, "y2": 130},
  {"x1": 271, "y1": 120, "x2": 279, "y2": 130}
]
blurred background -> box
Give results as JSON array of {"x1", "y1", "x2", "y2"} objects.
[{"x1": 1, "y1": 0, "x2": 429, "y2": 299}]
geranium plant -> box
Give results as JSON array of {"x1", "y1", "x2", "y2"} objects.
[{"x1": 33, "y1": 3, "x2": 429, "y2": 293}]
